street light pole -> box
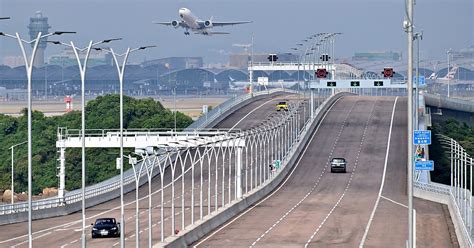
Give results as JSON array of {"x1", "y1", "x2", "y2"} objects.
[
  {"x1": 404, "y1": 0, "x2": 415, "y2": 246},
  {"x1": 49, "y1": 38, "x2": 119, "y2": 248},
  {"x1": 96, "y1": 45, "x2": 155, "y2": 248},
  {"x1": 0, "y1": 28, "x2": 74, "y2": 248},
  {"x1": 10, "y1": 141, "x2": 27, "y2": 205},
  {"x1": 414, "y1": 32, "x2": 423, "y2": 130}
]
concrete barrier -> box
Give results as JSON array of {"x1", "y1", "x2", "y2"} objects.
[
  {"x1": 424, "y1": 93, "x2": 474, "y2": 113},
  {"x1": 158, "y1": 92, "x2": 350, "y2": 248}
]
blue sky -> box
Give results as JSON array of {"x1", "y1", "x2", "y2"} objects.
[{"x1": 0, "y1": 0, "x2": 472, "y2": 64}]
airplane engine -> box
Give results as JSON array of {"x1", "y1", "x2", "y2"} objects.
[
  {"x1": 204, "y1": 20, "x2": 213, "y2": 28},
  {"x1": 171, "y1": 20, "x2": 180, "y2": 28}
]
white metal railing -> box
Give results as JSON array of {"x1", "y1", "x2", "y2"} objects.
[
  {"x1": 0, "y1": 88, "x2": 295, "y2": 215},
  {"x1": 415, "y1": 135, "x2": 473, "y2": 246}
]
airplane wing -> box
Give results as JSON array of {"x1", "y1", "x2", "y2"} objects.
[
  {"x1": 153, "y1": 22, "x2": 173, "y2": 26},
  {"x1": 152, "y1": 21, "x2": 186, "y2": 28},
  {"x1": 211, "y1": 21, "x2": 252, "y2": 27}
]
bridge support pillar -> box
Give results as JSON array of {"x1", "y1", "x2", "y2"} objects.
[
  {"x1": 236, "y1": 147, "x2": 243, "y2": 199},
  {"x1": 58, "y1": 147, "x2": 66, "y2": 202}
]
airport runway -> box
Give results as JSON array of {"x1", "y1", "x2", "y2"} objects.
[
  {"x1": 0, "y1": 93, "x2": 301, "y2": 248},
  {"x1": 194, "y1": 96, "x2": 457, "y2": 248}
]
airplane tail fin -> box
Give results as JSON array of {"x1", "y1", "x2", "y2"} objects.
[
  {"x1": 441, "y1": 65, "x2": 458, "y2": 80},
  {"x1": 428, "y1": 72, "x2": 437, "y2": 80}
]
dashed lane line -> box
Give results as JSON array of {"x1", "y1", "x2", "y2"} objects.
[
  {"x1": 250, "y1": 99, "x2": 358, "y2": 247},
  {"x1": 304, "y1": 99, "x2": 377, "y2": 247}
]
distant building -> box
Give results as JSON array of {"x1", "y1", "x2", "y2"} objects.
[
  {"x1": 3, "y1": 56, "x2": 25, "y2": 68},
  {"x1": 352, "y1": 51, "x2": 401, "y2": 61},
  {"x1": 49, "y1": 48, "x2": 113, "y2": 67},
  {"x1": 28, "y1": 11, "x2": 51, "y2": 67},
  {"x1": 229, "y1": 53, "x2": 298, "y2": 68},
  {"x1": 142, "y1": 57, "x2": 203, "y2": 70},
  {"x1": 452, "y1": 46, "x2": 474, "y2": 60}
]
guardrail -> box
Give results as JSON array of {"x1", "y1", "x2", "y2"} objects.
[
  {"x1": 0, "y1": 88, "x2": 295, "y2": 219},
  {"x1": 414, "y1": 133, "x2": 473, "y2": 247}
]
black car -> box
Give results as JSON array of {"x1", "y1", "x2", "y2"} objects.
[
  {"x1": 91, "y1": 218, "x2": 120, "y2": 238},
  {"x1": 330, "y1": 157, "x2": 347, "y2": 173}
]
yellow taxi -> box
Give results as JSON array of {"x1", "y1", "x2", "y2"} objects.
[{"x1": 276, "y1": 101, "x2": 289, "y2": 111}]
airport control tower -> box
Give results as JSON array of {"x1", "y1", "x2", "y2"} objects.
[{"x1": 28, "y1": 11, "x2": 51, "y2": 67}]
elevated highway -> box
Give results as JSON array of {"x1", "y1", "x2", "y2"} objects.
[
  {"x1": 194, "y1": 96, "x2": 457, "y2": 247},
  {"x1": 0, "y1": 93, "x2": 458, "y2": 248},
  {"x1": 0, "y1": 92, "x2": 308, "y2": 247}
]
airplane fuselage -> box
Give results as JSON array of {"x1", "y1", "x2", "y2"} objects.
[{"x1": 179, "y1": 8, "x2": 200, "y2": 30}]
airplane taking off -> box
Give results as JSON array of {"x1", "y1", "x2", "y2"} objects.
[{"x1": 154, "y1": 8, "x2": 252, "y2": 36}]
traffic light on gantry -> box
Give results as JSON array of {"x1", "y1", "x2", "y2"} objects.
[
  {"x1": 382, "y1": 67, "x2": 395, "y2": 78},
  {"x1": 320, "y1": 54, "x2": 330, "y2": 62},
  {"x1": 316, "y1": 68, "x2": 327, "y2": 78},
  {"x1": 267, "y1": 54, "x2": 278, "y2": 62}
]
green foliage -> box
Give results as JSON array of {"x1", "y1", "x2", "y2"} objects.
[
  {"x1": 0, "y1": 95, "x2": 193, "y2": 194},
  {"x1": 431, "y1": 118, "x2": 474, "y2": 185}
]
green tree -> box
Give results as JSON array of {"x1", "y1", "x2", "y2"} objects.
[{"x1": 0, "y1": 94, "x2": 193, "y2": 194}]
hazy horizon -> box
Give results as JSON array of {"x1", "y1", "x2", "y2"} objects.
[{"x1": 0, "y1": 0, "x2": 472, "y2": 65}]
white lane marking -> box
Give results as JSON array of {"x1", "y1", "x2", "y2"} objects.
[
  {"x1": 193, "y1": 96, "x2": 344, "y2": 248},
  {"x1": 229, "y1": 98, "x2": 277, "y2": 131},
  {"x1": 11, "y1": 231, "x2": 52, "y2": 248},
  {"x1": 250, "y1": 98, "x2": 358, "y2": 247},
  {"x1": 359, "y1": 97, "x2": 398, "y2": 248},
  {"x1": 304, "y1": 98, "x2": 377, "y2": 247},
  {"x1": 380, "y1": 195, "x2": 408, "y2": 209}
]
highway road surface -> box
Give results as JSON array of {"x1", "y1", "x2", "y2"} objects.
[
  {"x1": 194, "y1": 96, "x2": 457, "y2": 248},
  {"x1": 0, "y1": 93, "x2": 310, "y2": 248}
]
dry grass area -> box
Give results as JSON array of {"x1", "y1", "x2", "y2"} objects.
[{"x1": 0, "y1": 96, "x2": 231, "y2": 119}]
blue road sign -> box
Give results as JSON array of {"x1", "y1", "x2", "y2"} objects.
[
  {"x1": 415, "y1": 160, "x2": 434, "y2": 171},
  {"x1": 414, "y1": 130, "x2": 431, "y2": 145},
  {"x1": 413, "y1": 76, "x2": 426, "y2": 86}
]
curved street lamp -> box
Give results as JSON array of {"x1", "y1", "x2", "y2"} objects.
[
  {"x1": 0, "y1": 23, "x2": 75, "y2": 248},
  {"x1": 48, "y1": 38, "x2": 121, "y2": 248},
  {"x1": 94, "y1": 45, "x2": 156, "y2": 248}
]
